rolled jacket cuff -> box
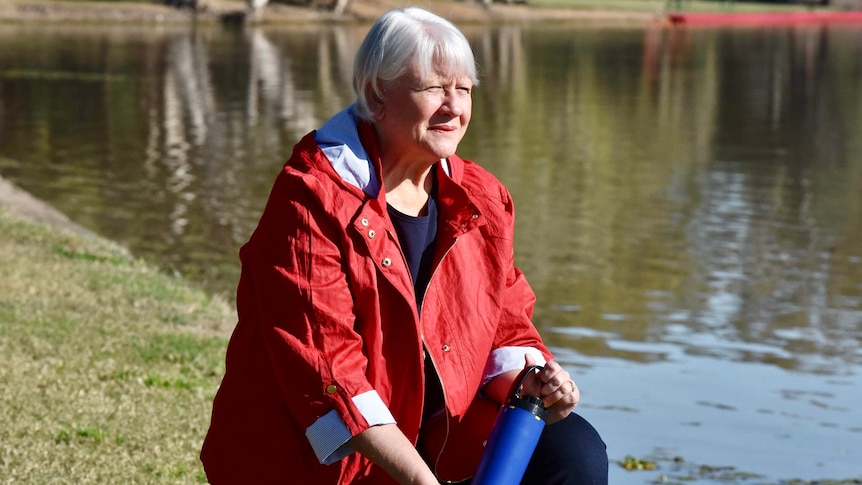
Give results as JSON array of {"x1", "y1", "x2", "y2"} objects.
[
  {"x1": 481, "y1": 346, "x2": 547, "y2": 388},
  {"x1": 305, "y1": 390, "x2": 396, "y2": 465}
]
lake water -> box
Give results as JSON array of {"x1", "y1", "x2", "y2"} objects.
[{"x1": 0, "y1": 20, "x2": 860, "y2": 483}]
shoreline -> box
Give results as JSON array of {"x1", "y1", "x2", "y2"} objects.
[
  {"x1": 0, "y1": 174, "x2": 96, "y2": 238},
  {"x1": 0, "y1": 0, "x2": 660, "y2": 25}
]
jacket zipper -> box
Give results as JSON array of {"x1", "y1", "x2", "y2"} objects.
[
  {"x1": 419, "y1": 236, "x2": 461, "y2": 482},
  {"x1": 385, "y1": 225, "x2": 450, "y2": 443},
  {"x1": 387, "y1": 211, "x2": 469, "y2": 481}
]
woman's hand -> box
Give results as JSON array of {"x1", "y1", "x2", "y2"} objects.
[
  {"x1": 522, "y1": 354, "x2": 579, "y2": 424},
  {"x1": 483, "y1": 354, "x2": 579, "y2": 425}
]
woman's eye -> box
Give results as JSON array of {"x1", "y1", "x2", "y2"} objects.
[{"x1": 425, "y1": 86, "x2": 443, "y2": 93}]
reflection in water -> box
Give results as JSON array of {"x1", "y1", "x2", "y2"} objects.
[
  {"x1": 472, "y1": 24, "x2": 862, "y2": 375},
  {"x1": 0, "y1": 22, "x2": 860, "y2": 481},
  {"x1": 162, "y1": 31, "x2": 212, "y2": 238}
]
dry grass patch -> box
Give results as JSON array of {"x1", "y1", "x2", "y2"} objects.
[{"x1": 0, "y1": 209, "x2": 233, "y2": 483}]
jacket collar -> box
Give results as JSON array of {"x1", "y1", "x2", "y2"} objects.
[
  {"x1": 314, "y1": 105, "x2": 381, "y2": 197},
  {"x1": 311, "y1": 105, "x2": 481, "y2": 236},
  {"x1": 314, "y1": 105, "x2": 454, "y2": 197}
]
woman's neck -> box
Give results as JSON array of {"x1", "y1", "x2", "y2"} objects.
[{"x1": 383, "y1": 164, "x2": 434, "y2": 217}]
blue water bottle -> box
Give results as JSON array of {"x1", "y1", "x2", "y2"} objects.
[{"x1": 472, "y1": 365, "x2": 547, "y2": 485}]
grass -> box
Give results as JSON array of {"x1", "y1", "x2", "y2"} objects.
[{"x1": 0, "y1": 208, "x2": 233, "y2": 483}]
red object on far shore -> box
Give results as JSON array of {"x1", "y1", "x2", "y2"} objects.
[{"x1": 667, "y1": 11, "x2": 862, "y2": 26}]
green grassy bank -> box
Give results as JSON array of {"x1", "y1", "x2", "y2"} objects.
[{"x1": 0, "y1": 208, "x2": 232, "y2": 483}]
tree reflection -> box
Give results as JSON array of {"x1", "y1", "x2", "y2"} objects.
[
  {"x1": 0, "y1": 23, "x2": 859, "y2": 374},
  {"x1": 461, "y1": 24, "x2": 862, "y2": 373}
]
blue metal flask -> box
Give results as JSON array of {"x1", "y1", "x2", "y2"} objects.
[{"x1": 472, "y1": 365, "x2": 547, "y2": 485}]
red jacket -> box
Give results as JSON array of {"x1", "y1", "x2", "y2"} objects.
[{"x1": 201, "y1": 119, "x2": 551, "y2": 484}]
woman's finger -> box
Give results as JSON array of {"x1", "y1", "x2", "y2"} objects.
[
  {"x1": 535, "y1": 362, "x2": 570, "y2": 395},
  {"x1": 543, "y1": 380, "x2": 579, "y2": 405},
  {"x1": 521, "y1": 358, "x2": 580, "y2": 411}
]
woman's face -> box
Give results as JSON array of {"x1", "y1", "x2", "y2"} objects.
[{"x1": 370, "y1": 61, "x2": 473, "y2": 166}]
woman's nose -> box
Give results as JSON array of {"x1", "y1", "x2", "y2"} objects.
[{"x1": 441, "y1": 89, "x2": 467, "y2": 116}]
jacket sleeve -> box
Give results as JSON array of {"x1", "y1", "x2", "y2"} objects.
[
  {"x1": 236, "y1": 166, "x2": 393, "y2": 464},
  {"x1": 481, "y1": 269, "x2": 551, "y2": 385},
  {"x1": 481, "y1": 185, "x2": 552, "y2": 383}
]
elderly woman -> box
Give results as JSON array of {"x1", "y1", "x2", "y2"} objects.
[{"x1": 201, "y1": 7, "x2": 607, "y2": 484}]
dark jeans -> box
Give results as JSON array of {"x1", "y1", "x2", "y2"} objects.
[
  {"x1": 455, "y1": 413, "x2": 608, "y2": 485},
  {"x1": 522, "y1": 412, "x2": 608, "y2": 484}
]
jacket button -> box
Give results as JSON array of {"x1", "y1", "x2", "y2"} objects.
[
  {"x1": 442, "y1": 344, "x2": 451, "y2": 352},
  {"x1": 368, "y1": 229, "x2": 376, "y2": 239},
  {"x1": 325, "y1": 384, "x2": 338, "y2": 394},
  {"x1": 472, "y1": 214, "x2": 479, "y2": 219},
  {"x1": 381, "y1": 258, "x2": 392, "y2": 267},
  {"x1": 360, "y1": 218, "x2": 369, "y2": 226}
]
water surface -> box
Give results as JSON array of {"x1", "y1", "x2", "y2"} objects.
[{"x1": 1, "y1": 21, "x2": 860, "y2": 483}]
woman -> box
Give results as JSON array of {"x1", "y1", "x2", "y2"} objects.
[{"x1": 201, "y1": 7, "x2": 607, "y2": 484}]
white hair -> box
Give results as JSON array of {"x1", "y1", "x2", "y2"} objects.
[{"x1": 352, "y1": 7, "x2": 479, "y2": 121}]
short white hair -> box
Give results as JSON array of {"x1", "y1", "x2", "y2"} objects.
[{"x1": 353, "y1": 7, "x2": 479, "y2": 121}]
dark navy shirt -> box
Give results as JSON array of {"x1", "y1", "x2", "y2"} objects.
[
  {"x1": 387, "y1": 194, "x2": 438, "y2": 312},
  {"x1": 387, "y1": 184, "x2": 445, "y2": 421}
]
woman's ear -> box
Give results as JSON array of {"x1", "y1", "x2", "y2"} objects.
[{"x1": 365, "y1": 86, "x2": 385, "y2": 121}]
